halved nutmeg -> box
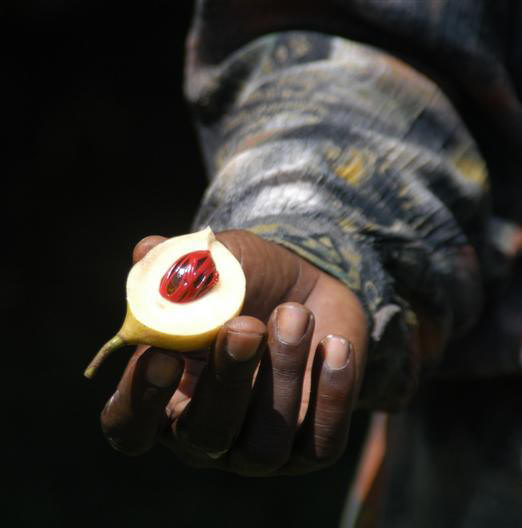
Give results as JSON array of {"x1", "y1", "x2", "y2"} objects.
[{"x1": 84, "y1": 227, "x2": 246, "y2": 378}]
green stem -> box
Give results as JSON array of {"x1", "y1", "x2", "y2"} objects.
[{"x1": 84, "y1": 334, "x2": 126, "y2": 379}]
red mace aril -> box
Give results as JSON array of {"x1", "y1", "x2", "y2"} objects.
[{"x1": 159, "y1": 250, "x2": 219, "y2": 303}]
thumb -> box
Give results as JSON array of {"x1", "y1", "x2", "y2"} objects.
[{"x1": 215, "y1": 229, "x2": 320, "y2": 322}]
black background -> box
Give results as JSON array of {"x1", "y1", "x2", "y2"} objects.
[{"x1": 5, "y1": 2, "x2": 366, "y2": 527}]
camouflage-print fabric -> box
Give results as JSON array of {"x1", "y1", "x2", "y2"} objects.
[{"x1": 187, "y1": 31, "x2": 494, "y2": 409}]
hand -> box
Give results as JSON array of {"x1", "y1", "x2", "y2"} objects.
[{"x1": 100, "y1": 230, "x2": 368, "y2": 475}]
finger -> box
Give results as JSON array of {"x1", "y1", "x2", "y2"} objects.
[
  {"x1": 132, "y1": 235, "x2": 167, "y2": 263},
  {"x1": 230, "y1": 302, "x2": 314, "y2": 474},
  {"x1": 100, "y1": 346, "x2": 184, "y2": 456},
  {"x1": 305, "y1": 272, "x2": 368, "y2": 396},
  {"x1": 173, "y1": 317, "x2": 266, "y2": 459},
  {"x1": 284, "y1": 335, "x2": 356, "y2": 474}
]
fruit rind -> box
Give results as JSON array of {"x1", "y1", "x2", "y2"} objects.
[
  {"x1": 84, "y1": 227, "x2": 245, "y2": 378},
  {"x1": 119, "y1": 300, "x2": 244, "y2": 351}
]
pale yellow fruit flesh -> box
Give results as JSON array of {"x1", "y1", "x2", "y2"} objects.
[{"x1": 84, "y1": 227, "x2": 245, "y2": 378}]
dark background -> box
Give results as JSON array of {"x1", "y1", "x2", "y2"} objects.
[{"x1": 5, "y1": 2, "x2": 366, "y2": 526}]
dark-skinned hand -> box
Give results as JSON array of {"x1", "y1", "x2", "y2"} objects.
[{"x1": 100, "y1": 229, "x2": 371, "y2": 476}]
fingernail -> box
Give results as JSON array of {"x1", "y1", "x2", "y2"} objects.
[
  {"x1": 323, "y1": 335, "x2": 352, "y2": 369},
  {"x1": 145, "y1": 351, "x2": 181, "y2": 388},
  {"x1": 226, "y1": 330, "x2": 263, "y2": 361},
  {"x1": 276, "y1": 304, "x2": 311, "y2": 345}
]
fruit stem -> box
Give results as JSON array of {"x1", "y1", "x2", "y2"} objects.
[{"x1": 84, "y1": 334, "x2": 126, "y2": 379}]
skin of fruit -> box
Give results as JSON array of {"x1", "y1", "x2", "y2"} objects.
[
  {"x1": 119, "y1": 300, "x2": 244, "y2": 352},
  {"x1": 84, "y1": 228, "x2": 245, "y2": 378}
]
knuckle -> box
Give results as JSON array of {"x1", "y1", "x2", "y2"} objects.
[
  {"x1": 215, "y1": 374, "x2": 254, "y2": 391},
  {"x1": 163, "y1": 436, "x2": 228, "y2": 470},
  {"x1": 299, "y1": 445, "x2": 343, "y2": 470},
  {"x1": 271, "y1": 363, "x2": 306, "y2": 384},
  {"x1": 317, "y1": 449, "x2": 344, "y2": 469},
  {"x1": 269, "y1": 346, "x2": 309, "y2": 379},
  {"x1": 104, "y1": 435, "x2": 149, "y2": 457},
  {"x1": 232, "y1": 439, "x2": 290, "y2": 475},
  {"x1": 180, "y1": 435, "x2": 229, "y2": 459},
  {"x1": 231, "y1": 455, "x2": 280, "y2": 476},
  {"x1": 278, "y1": 301, "x2": 308, "y2": 311},
  {"x1": 100, "y1": 400, "x2": 119, "y2": 434},
  {"x1": 100, "y1": 398, "x2": 154, "y2": 457},
  {"x1": 312, "y1": 431, "x2": 345, "y2": 467}
]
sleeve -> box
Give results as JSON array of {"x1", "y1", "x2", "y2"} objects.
[{"x1": 184, "y1": 28, "x2": 491, "y2": 409}]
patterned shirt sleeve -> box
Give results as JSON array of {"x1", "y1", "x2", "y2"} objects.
[{"x1": 185, "y1": 30, "x2": 491, "y2": 409}]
